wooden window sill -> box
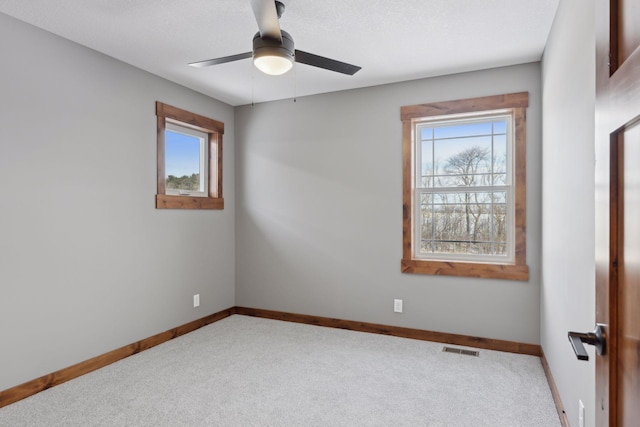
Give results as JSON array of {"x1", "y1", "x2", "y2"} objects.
[
  {"x1": 156, "y1": 194, "x2": 224, "y2": 210},
  {"x1": 401, "y1": 259, "x2": 529, "y2": 281}
]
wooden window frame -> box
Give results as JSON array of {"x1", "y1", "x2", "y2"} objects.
[
  {"x1": 155, "y1": 102, "x2": 224, "y2": 210},
  {"x1": 400, "y1": 92, "x2": 529, "y2": 281}
]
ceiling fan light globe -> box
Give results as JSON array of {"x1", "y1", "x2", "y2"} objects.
[
  {"x1": 254, "y1": 55, "x2": 293, "y2": 75},
  {"x1": 252, "y1": 31, "x2": 295, "y2": 76}
]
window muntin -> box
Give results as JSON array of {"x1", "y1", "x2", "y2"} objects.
[
  {"x1": 165, "y1": 122, "x2": 208, "y2": 197},
  {"x1": 414, "y1": 113, "x2": 515, "y2": 263}
]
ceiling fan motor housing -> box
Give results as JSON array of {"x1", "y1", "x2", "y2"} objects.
[{"x1": 252, "y1": 30, "x2": 295, "y2": 62}]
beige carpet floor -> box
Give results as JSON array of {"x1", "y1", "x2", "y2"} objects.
[{"x1": 0, "y1": 315, "x2": 560, "y2": 426}]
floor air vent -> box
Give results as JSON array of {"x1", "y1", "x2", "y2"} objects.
[{"x1": 442, "y1": 346, "x2": 480, "y2": 357}]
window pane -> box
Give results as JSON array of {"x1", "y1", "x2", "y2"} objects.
[
  {"x1": 434, "y1": 121, "x2": 493, "y2": 139},
  {"x1": 419, "y1": 119, "x2": 509, "y2": 189},
  {"x1": 492, "y1": 134, "x2": 507, "y2": 174},
  {"x1": 421, "y1": 139, "x2": 434, "y2": 186},
  {"x1": 421, "y1": 127, "x2": 434, "y2": 141},
  {"x1": 493, "y1": 119, "x2": 507, "y2": 134},
  {"x1": 165, "y1": 129, "x2": 203, "y2": 192},
  {"x1": 418, "y1": 191, "x2": 508, "y2": 256}
]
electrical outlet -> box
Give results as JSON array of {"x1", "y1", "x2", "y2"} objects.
[
  {"x1": 394, "y1": 299, "x2": 403, "y2": 313},
  {"x1": 579, "y1": 400, "x2": 585, "y2": 427},
  {"x1": 193, "y1": 294, "x2": 200, "y2": 308}
]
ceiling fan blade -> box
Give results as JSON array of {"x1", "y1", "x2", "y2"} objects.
[
  {"x1": 188, "y1": 52, "x2": 253, "y2": 68},
  {"x1": 294, "y1": 50, "x2": 361, "y2": 76},
  {"x1": 250, "y1": 0, "x2": 282, "y2": 41}
]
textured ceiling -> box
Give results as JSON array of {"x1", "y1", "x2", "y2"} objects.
[{"x1": 0, "y1": 0, "x2": 559, "y2": 106}]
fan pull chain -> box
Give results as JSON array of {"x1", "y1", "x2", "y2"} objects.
[
  {"x1": 251, "y1": 62, "x2": 255, "y2": 107},
  {"x1": 293, "y1": 60, "x2": 297, "y2": 103}
]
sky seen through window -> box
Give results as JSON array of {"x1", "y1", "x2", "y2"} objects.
[{"x1": 165, "y1": 129, "x2": 201, "y2": 178}]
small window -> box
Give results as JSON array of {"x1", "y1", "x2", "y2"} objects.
[
  {"x1": 401, "y1": 93, "x2": 529, "y2": 280},
  {"x1": 165, "y1": 123, "x2": 208, "y2": 197},
  {"x1": 156, "y1": 102, "x2": 224, "y2": 210}
]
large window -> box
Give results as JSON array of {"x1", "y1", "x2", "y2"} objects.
[
  {"x1": 401, "y1": 93, "x2": 529, "y2": 280},
  {"x1": 156, "y1": 102, "x2": 224, "y2": 210}
]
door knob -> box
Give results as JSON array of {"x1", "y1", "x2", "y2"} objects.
[{"x1": 567, "y1": 324, "x2": 606, "y2": 361}]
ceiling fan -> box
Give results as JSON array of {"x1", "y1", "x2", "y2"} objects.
[{"x1": 189, "y1": 0, "x2": 361, "y2": 76}]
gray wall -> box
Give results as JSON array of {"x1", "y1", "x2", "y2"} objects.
[
  {"x1": 0, "y1": 13, "x2": 235, "y2": 391},
  {"x1": 235, "y1": 63, "x2": 543, "y2": 344},
  {"x1": 541, "y1": 1, "x2": 596, "y2": 426}
]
